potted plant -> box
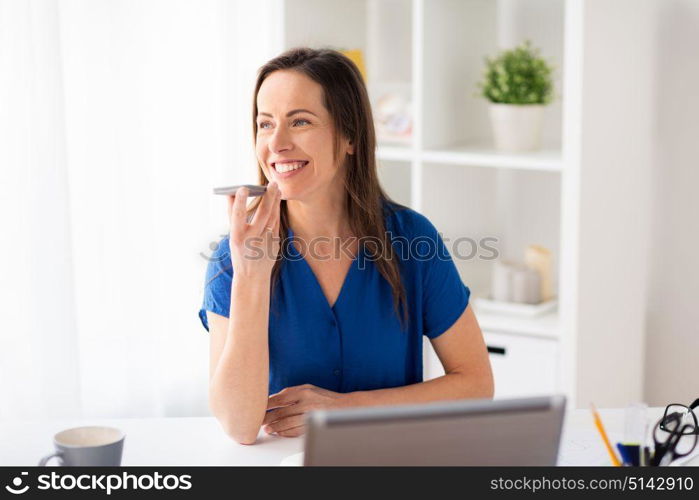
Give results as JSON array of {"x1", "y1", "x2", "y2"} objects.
[{"x1": 477, "y1": 40, "x2": 554, "y2": 152}]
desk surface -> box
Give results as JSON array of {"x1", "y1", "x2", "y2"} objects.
[{"x1": 2, "y1": 407, "x2": 697, "y2": 466}]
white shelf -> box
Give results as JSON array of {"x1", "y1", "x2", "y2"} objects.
[
  {"x1": 422, "y1": 143, "x2": 563, "y2": 172},
  {"x1": 378, "y1": 143, "x2": 563, "y2": 172},
  {"x1": 474, "y1": 309, "x2": 560, "y2": 340},
  {"x1": 376, "y1": 145, "x2": 414, "y2": 162}
]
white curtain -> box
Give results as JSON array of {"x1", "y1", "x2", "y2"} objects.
[{"x1": 0, "y1": 0, "x2": 279, "y2": 421}]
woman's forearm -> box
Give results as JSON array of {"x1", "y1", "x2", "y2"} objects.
[
  {"x1": 209, "y1": 273, "x2": 270, "y2": 444},
  {"x1": 343, "y1": 369, "x2": 494, "y2": 408}
]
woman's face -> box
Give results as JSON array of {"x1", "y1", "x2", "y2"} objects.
[{"x1": 255, "y1": 69, "x2": 353, "y2": 201}]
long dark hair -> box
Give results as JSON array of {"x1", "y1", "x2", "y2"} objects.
[{"x1": 213, "y1": 47, "x2": 409, "y2": 329}]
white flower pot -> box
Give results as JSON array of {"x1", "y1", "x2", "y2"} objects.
[{"x1": 489, "y1": 103, "x2": 545, "y2": 152}]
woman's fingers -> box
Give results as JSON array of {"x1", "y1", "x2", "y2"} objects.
[
  {"x1": 276, "y1": 425, "x2": 305, "y2": 438},
  {"x1": 262, "y1": 402, "x2": 304, "y2": 426},
  {"x1": 270, "y1": 187, "x2": 281, "y2": 233},
  {"x1": 229, "y1": 187, "x2": 249, "y2": 239},
  {"x1": 264, "y1": 413, "x2": 306, "y2": 435},
  {"x1": 249, "y1": 182, "x2": 278, "y2": 235}
]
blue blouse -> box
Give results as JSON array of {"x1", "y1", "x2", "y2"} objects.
[{"x1": 198, "y1": 201, "x2": 470, "y2": 395}]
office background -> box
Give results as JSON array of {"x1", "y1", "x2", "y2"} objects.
[{"x1": 0, "y1": 0, "x2": 697, "y2": 422}]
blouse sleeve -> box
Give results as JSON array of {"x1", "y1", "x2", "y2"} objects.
[
  {"x1": 198, "y1": 236, "x2": 233, "y2": 332},
  {"x1": 419, "y1": 218, "x2": 471, "y2": 339}
]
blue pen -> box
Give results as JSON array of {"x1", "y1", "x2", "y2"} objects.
[
  {"x1": 623, "y1": 444, "x2": 641, "y2": 466},
  {"x1": 616, "y1": 443, "x2": 630, "y2": 466},
  {"x1": 617, "y1": 443, "x2": 642, "y2": 466}
]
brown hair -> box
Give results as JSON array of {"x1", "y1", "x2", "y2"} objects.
[{"x1": 213, "y1": 47, "x2": 409, "y2": 329}]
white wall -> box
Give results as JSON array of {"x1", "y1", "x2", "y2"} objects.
[
  {"x1": 575, "y1": 0, "x2": 656, "y2": 408},
  {"x1": 575, "y1": 0, "x2": 699, "y2": 407},
  {"x1": 644, "y1": 0, "x2": 699, "y2": 406}
]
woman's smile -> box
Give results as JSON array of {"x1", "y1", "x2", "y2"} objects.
[{"x1": 271, "y1": 159, "x2": 310, "y2": 179}]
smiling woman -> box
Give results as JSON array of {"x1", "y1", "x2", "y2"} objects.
[
  {"x1": 251, "y1": 51, "x2": 408, "y2": 321},
  {"x1": 200, "y1": 47, "x2": 494, "y2": 445}
]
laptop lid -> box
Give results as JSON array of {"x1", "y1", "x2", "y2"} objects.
[{"x1": 303, "y1": 395, "x2": 566, "y2": 466}]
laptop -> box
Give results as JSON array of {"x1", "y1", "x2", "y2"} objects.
[{"x1": 303, "y1": 395, "x2": 566, "y2": 466}]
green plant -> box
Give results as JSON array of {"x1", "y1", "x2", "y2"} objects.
[{"x1": 476, "y1": 40, "x2": 554, "y2": 105}]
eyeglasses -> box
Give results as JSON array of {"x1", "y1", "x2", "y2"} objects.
[
  {"x1": 660, "y1": 398, "x2": 699, "y2": 435},
  {"x1": 651, "y1": 400, "x2": 698, "y2": 466}
]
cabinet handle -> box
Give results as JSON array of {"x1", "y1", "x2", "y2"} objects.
[{"x1": 487, "y1": 345, "x2": 506, "y2": 356}]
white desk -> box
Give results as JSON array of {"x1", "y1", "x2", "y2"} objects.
[{"x1": 2, "y1": 407, "x2": 697, "y2": 466}]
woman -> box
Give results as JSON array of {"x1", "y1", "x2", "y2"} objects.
[{"x1": 199, "y1": 47, "x2": 493, "y2": 445}]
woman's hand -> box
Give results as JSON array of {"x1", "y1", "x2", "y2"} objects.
[
  {"x1": 262, "y1": 384, "x2": 347, "y2": 437},
  {"x1": 227, "y1": 182, "x2": 281, "y2": 277}
]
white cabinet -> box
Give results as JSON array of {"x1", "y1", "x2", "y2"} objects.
[
  {"x1": 423, "y1": 330, "x2": 558, "y2": 399},
  {"x1": 483, "y1": 331, "x2": 558, "y2": 399}
]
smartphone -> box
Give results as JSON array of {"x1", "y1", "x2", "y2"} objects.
[{"x1": 213, "y1": 184, "x2": 267, "y2": 197}]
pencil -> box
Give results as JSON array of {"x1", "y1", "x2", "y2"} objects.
[{"x1": 590, "y1": 403, "x2": 622, "y2": 466}]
